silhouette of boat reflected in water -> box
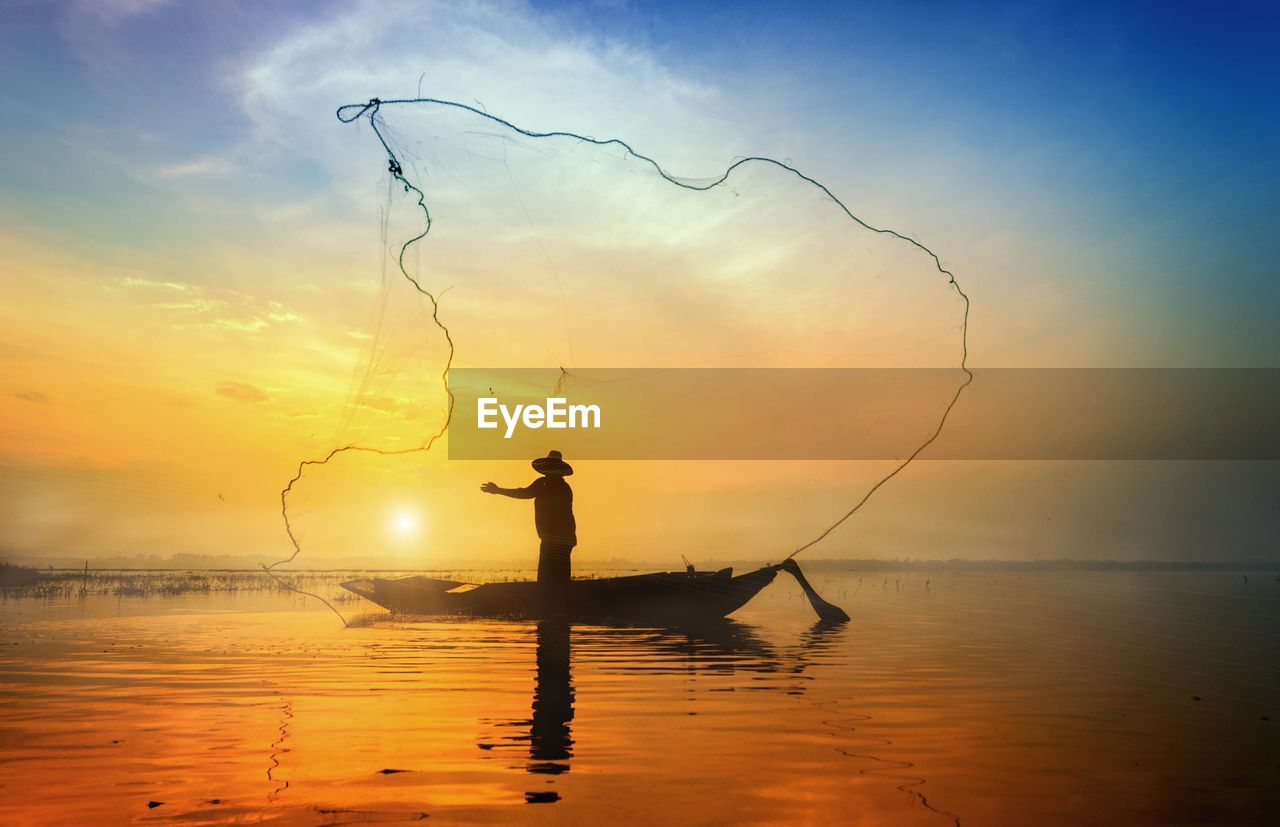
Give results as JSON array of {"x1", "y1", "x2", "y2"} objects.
[{"x1": 473, "y1": 618, "x2": 849, "y2": 804}]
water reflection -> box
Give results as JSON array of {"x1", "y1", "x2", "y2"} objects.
[
  {"x1": 528, "y1": 621, "x2": 573, "y2": 785},
  {"x1": 476, "y1": 620, "x2": 575, "y2": 802},
  {"x1": 476, "y1": 617, "x2": 850, "y2": 805},
  {"x1": 9, "y1": 572, "x2": 1273, "y2": 824}
]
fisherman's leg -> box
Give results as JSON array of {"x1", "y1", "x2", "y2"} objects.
[
  {"x1": 537, "y1": 541, "x2": 570, "y2": 617},
  {"x1": 538, "y1": 540, "x2": 572, "y2": 584}
]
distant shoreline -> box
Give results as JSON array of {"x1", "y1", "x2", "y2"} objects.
[{"x1": 7, "y1": 558, "x2": 1279, "y2": 573}]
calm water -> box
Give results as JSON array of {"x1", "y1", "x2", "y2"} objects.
[{"x1": 1, "y1": 569, "x2": 1277, "y2": 825}]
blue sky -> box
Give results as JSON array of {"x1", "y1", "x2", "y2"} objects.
[{"x1": 3, "y1": 0, "x2": 1276, "y2": 364}]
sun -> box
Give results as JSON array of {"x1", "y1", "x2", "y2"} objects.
[{"x1": 390, "y1": 509, "x2": 421, "y2": 538}]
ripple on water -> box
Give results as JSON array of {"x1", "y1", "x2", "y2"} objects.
[{"x1": 0, "y1": 570, "x2": 1277, "y2": 824}]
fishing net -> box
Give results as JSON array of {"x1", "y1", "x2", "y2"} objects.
[{"x1": 265, "y1": 97, "x2": 970, "y2": 621}]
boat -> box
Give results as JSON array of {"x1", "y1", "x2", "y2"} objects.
[{"x1": 341, "y1": 566, "x2": 778, "y2": 623}]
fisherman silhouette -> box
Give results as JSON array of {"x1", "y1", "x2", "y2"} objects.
[{"x1": 481, "y1": 450, "x2": 577, "y2": 586}]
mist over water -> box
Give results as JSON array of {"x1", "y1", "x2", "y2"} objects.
[{"x1": 2, "y1": 568, "x2": 1277, "y2": 825}]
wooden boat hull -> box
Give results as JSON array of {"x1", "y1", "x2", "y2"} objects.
[{"x1": 342, "y1": 566, "x2": 777, "y2": 623}]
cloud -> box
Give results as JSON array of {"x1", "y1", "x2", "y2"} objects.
[
  {"x1": 238, "y1": 0, "x2": 730, "y2": 190},
  {"x1": 113, "y1": 277, "x2": 304, "y2": 332},
  {"x1": 154, "y1": 155, "x2": 237, "y2": 179},
  {"x1": 14, "y1": 391, "x2": 49, "y2": 403},
  {"x1": 357, "y1": 395, "x2": 401, "y2": 413},
  {"x1": 117, "y1": 277, "x2": 191, "y2": 291},
  {"x1": 215, "y1": 382, "x2": 269, "y2": 403}
]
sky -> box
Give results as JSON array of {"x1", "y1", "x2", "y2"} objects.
[{"x1": 1, "y1": 0, "x2": 1277, "y2": 567}]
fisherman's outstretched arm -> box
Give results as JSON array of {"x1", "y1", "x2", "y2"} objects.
[{"x1": 480, "y1": 481, "x2": 539, "y2": 498}]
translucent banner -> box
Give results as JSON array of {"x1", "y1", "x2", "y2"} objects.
[{"x1": 447, "y1": 368, "x2": 1280, "y2": 460}]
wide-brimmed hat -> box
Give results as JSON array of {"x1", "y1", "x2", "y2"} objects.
[{"x1": 532, "y1": 450, "x2": 573, "y2": 477}]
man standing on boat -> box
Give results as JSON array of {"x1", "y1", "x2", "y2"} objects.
[{"x1": 480, "y1": 450, "x2": 577, "y2": 586}]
